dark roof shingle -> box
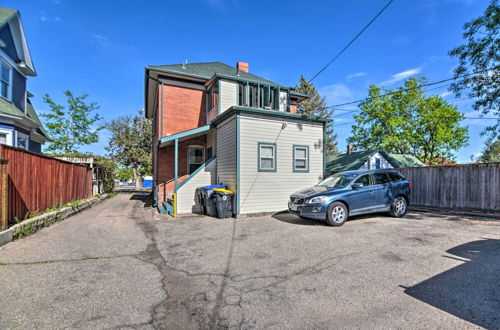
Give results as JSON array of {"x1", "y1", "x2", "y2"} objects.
[{"x1": 147, "y1": 62, "x2": 284, "y2": 87}]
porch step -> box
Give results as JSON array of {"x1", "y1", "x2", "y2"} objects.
[{"x1": 157, "y1": 200, "x2": 174, "y2": 216}]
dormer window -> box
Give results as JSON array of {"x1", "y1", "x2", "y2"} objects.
[{"x1": 0, "y1": 61, "x2": 11, "y2": 100}]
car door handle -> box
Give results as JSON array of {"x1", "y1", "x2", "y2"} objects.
[{"x1": 369, "y1": 191, "x2": 375, "y2": 195}]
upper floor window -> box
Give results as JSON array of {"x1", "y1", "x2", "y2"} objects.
[
  {"x1": 0, "y1": 133, "x2": 7, "y2": 144},
  {"x1": 1, "y1": 61, "x2": 11, "y2": 100},
  {"x1": 239, "y1": 82, "x2": 287, "y2": 111}
]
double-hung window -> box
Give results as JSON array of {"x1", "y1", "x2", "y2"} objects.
[
  {"x1": 187, "y1": 146, "x2": 205, "y2": 174},
  {"x1": 1, "y1": 61, "x2": 11, "y2": 100},
  {"x1": 293, "y1": 145, "x2": 309, "y2": 172},
  {"x1": 258, "y1": 142, "x2": 276, "y2": 172}
]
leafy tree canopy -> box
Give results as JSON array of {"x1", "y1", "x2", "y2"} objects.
[
  {"x1": 449, "y1": 0, "x2": 500, "y2": 141},
  {"x1": 477, "y1": 137, "x2": 500, "y2": 163},
  {"x1": 42, "y1": 90, "x2": 102, "y2": 153},
  {"x1": 105, "y1": 109, "x2": 152, "y2": 187},
  {"x1": 295, "y1": 75, "x2": 338, "y2": 155},
  {"x1": 348, "y1": 77, "x2": 469, "y2": 164}
]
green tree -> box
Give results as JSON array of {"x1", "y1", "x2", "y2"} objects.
[
  {"x1": 348, "y1": 77, "x2": 469, "y2": 164},
  {"x1": 117, "y1": 167, "x2": 134, "y2": 181},
  {"x1": 295, "y1": 75, "x2": 338, "y2": 155},
  {"x1": 449, "y1": 0, "x2": 500, "y2": 141},
  {"x1": 105, "y1": 109, "x2": 152, "y2": 188},
  {"x1": 42, "y1": 91, "x2": 102, "y2": 153},
  {"x1": 477, "y1": 138, "x2": 500, "y2": 163}
]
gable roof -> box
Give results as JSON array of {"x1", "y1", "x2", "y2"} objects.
[
  {"x1": 147, "y1": 62, "x2": 284, "y2": 87},
  {"x1": 0, "y1": 7, "x2": 36, "y2": 76},
  {"x1": 0, "y1": 8, "x2": 16, "y2": 25},
  {"x1": 326, "y1": 150, "x2": 425, "y2": 173}
]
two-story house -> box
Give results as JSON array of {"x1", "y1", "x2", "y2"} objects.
[
  {"x1": 145, "y1": 61, "x2": 326, "y2": 216},
  {"x1": 0, "y1": 8, "x2": 49, "y2": 153}
]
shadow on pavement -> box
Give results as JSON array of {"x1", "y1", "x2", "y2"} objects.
[
  {"x1": 272, "y1": 211, "x2": 325, "y2": 226},
  {"x1": 403, "y1": 238, "x2": 500, "y2": 329},
  {"x1": 129, "y1": 193, "x2": 152, "y2": 208}
]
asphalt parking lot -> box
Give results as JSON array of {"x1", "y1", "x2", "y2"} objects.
[{"x1": 0, "y1": 193, "x2": 499, "y2": 329}]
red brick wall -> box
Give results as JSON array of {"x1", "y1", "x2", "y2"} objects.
[
  {"x1": 157, "y1": 136, "x2": 208, "y2": 184},
  {"x1": 158, "y1": 84, "x2": 206, "y2": 136}
]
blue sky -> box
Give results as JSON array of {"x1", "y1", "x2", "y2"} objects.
[{"x1": 2, "y1": 0, "x2": 493, "y2": 162}]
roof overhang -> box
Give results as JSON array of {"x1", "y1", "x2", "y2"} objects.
[
  {"x1": 0, "y1": 11, "x2": 36, "y2": 76},
  {"x1": 211, "y1": 106, "x2": 328, "y2": 126},
  {"x1": 158, "y1": 125, "x2": 212, "y2": 148}
]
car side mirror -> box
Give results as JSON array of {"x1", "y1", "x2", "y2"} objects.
[{"x1": 352, "y1": 183, "x2": 364, "y2": 190}]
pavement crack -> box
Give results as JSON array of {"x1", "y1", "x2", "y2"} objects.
[{"x1": 0, "y1": 254, "x2": 135, "y2": 266}]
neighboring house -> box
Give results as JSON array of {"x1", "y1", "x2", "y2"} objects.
[
  {"x1": 145, "y1": 61, "x2": 326, "y2": 215},
  {"x1": 326, "y1": 146, "x2": 425, "y2": 174},
  {"x1": 0, "y1": 8, "x2": 49, "y2": 153}
]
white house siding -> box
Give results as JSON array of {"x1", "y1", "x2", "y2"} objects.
[
  {"x1": 239, "y1": 114, "x2": 324, "y2": 214},
  {"x1": 219, "y1": 79, "x2": 238, "y2": 113},
  {"x1": 360, "y1": 152, "x2": 393, "y2": 170},
  {"x1": 216, "y1": 116, "x2": 237, "y2": 192},
  {"x1": 176, "y1": 159, "x2": 216, "y2": 214}
]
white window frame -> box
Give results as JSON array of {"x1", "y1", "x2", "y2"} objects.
[
  {"x1": 187, "y1": 145, "x2": 205, "y2": 174},
  {"x1": 0, "y1": 59, "x2": 12, "y2": 101},
  {"x1": 0, "y1": 127, "x2": 13, "y2": 146},
  {"x1": 16, "y1": 131, "x2": 29, "y2": 150}
]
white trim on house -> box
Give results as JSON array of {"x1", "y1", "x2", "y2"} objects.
[
  {"x1": 360, "y1": 152, "x2": 393, "y2": 170},
  {"x1": 0, "y1": 126, "x2": 14, "y2": 146}
]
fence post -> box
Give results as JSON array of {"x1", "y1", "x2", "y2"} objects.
[{"x1": 0, "y1": 159, "x2": 7, "y2": 231}]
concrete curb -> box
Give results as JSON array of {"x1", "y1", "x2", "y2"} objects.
[{"x1": 0, "y1": 193, "x2": 114, "y2": 248}]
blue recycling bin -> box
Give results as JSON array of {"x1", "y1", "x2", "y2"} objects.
[{"x1": 143, "y1": 176, "x2": 153, "y2": 188}]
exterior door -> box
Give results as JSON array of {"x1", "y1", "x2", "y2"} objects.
[
  {"x1": 187, "y1": 146, "x2": 205, "y2": 174},
  {"x1": 348, "y1": 174, "x2": 377, "y2": 211}
]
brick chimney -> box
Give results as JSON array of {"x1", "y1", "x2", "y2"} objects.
[
  {"x1": 236, "y1": 61, "x2": 249, "y2": 73},
  {"x1": 347, "y1": 144, "x2": 355, "y2": 155}
]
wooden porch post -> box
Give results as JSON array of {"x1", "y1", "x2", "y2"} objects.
[
  {"x1": 174, "y1": 138, "x2": 179, "y2": 189},
  {"x1": 0, "y1": 159, "x2": 8, "y2": 231}
]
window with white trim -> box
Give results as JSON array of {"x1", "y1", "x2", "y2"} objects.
[
  {"x1": 258, "y1": 143, "x2": 276, "y2": 172},
  {"x1": 16, "y1": 132, "x2": 29, "y2": 150},
  {"x1": 0, "y1": 133, "x2": 6, "y2": 144},
  {"x1": 0, "y1": 61, "x2": 11, "y2": 100},
  {"x1": 187, "y1": 146, "x2": 205, "y2": 174},
  {"x1": 293, "y1": 145, "x2": 309, "y2": 172}
]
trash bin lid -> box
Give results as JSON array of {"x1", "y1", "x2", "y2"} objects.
[
  {"x1": 213, "y1": 188, "x2": 233, "y2": 194},
  {"x1": 201, "y1": 185, "x2": 225, "y2": 190}
]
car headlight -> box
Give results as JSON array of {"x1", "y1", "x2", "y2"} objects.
[{"x1": 307, "y1": 196, "x2": 329, "y2": 204}]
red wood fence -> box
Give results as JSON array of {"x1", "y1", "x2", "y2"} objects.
[{"x1": 0, "y1": 145, "x2": 92, "y2": 228}]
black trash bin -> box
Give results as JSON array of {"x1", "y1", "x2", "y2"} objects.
[
  {"x1": 199, "y1": 185, "x2": 225, "y2": 217},
  {"x1": 212, "y1": 189, "x2": 233, "y2": 219}
]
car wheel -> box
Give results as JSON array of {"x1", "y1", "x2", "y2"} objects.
[
  {"x1": 326, "y1": 202, "x2": 348, "y2": 226},
  {"x1": 390, "y1": 196, "x2": 407, "y2": 217}
]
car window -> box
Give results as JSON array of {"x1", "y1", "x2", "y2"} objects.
[
  {"x1": 388, "y1": 172, "x2": 404, "y2": 182},
  {"x1": 373, "y1": 172, "x2": 392, "y2": 185},
  {"x1": 354, "y1": 174, "x2": 371, "y2": 186}
]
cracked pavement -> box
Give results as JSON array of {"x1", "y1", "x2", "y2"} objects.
[{"x1": 0, "y1": 193, "x2": 499, "y2": 329}]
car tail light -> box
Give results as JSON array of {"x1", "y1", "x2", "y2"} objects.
[{"x1": 408, "y1": 181, "x2": 412, "y2": 189}]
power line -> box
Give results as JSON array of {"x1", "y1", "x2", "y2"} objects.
[
  {"x1": 309, "y1": 0, "x2": 395, "y2": 82},
  {"x1": 326, "y1": 66, "x2": 498, "y2": 109}
]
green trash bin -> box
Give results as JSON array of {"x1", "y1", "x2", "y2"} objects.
[{"x1": 212, "y1": 189, "x2": 233, "y2": 219}]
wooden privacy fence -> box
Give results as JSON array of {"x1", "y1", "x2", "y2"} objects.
[
  {"x1": 398, "y1": 163, "x2": 500, "y2": 212},
  {"x1": 0, "y1": 145, "x2": 92, "y2": 229}
]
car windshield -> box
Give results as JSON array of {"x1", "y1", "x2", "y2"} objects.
[{"x1": 316, "y1": 174, "x2": 358, "y2": 188}]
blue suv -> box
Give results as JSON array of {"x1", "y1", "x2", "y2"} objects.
[{"x1": 288, "y1": 170, "x2": 411, "y2": 226}]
